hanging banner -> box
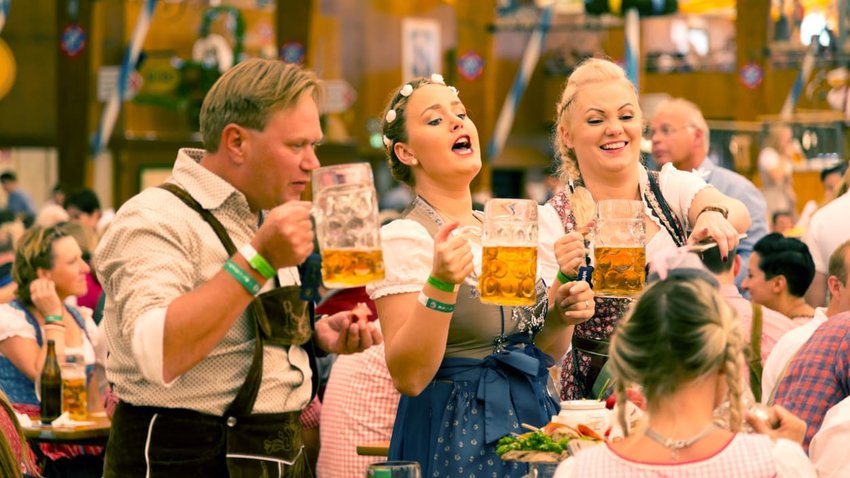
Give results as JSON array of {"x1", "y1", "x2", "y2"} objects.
[{"x1": 91, "y1": 0, "x2": 158, "y2": 156}]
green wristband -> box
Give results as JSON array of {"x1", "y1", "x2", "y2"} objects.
[
  {"x1": 44, "y1": 315, "x2": 64, "y2": 324},
  {"x1": 239, "y1": 244, "x2": 276, "y2": 280},
  {"x1": 417, "y1": 292, "x2": 455, "y2": 313},
  {"x1": 224, "y1": 259, "x2": 261, "y2": 295},
  {"x1": 557, "y1": 270, "x2": 576, "y2": 284},
  {"x1": 426, "y1": 275, "x2": 456, "y2": 292}
]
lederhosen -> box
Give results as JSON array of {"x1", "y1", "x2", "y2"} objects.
[
  {"x1": 552, "y1": 171, "x2": 687, "y2": 399},
  {"x1": 104, "y1": 184, "x2": 316, "y2": 478}
]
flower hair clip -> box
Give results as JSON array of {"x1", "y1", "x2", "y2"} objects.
[
  {"x1": 399, "y1": 84, "x2": 414, "y2": 97},
  {"x1": 385, "y1": 109, "x2": 397, "y2": 123},
  {"x1": 430, "y1": 73, "x2": 445, "y2": 85},
  {"x1": 448, "y1": 86, "x2": 458, "y2": 95},
  {"x1": 382, "y1": 135, "x2": 392, "y2": 148}
]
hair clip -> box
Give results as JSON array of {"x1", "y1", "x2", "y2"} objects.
[
  {"x1": 385, "y1": 109, "x2": 397, "y2": 123},
  {"x1": 382, "y1": 135, "x2": 392, "y2": 148},
  {"x1": 430, "y1": 73, "x2": 445, "y2": 85},
  {"x1": 448, "y1": 86, "x2": 458, "y2": 95},
  {"x1": 400, "y1": 84, "x2": 414, "y2": 97}
]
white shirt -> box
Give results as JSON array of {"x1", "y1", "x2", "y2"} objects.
[
  {"x1": 804, "y1": 192, "x2": 850, "y2": 274},
  {"x1": 809, "y1": 395, "x2": 850, "y2": 478},
  {"x1": 762, "y1": 307, "x2": 829, "y2": 403}
]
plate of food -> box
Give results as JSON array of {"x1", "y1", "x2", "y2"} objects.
[{"x1": 496, "y1": 422, "x2": 604, "y2": 463}]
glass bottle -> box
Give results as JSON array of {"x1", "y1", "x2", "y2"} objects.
[{"x1": 40, "y1": 340, "x2": 63, "y2": 425}]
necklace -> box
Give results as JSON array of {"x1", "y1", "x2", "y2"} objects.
[{"x1": 644, "y1": 423, "x2": 717, "y2": 461}]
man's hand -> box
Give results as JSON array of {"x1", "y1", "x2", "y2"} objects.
[
  {"x1": 253, "y1": 201, "x2": 315, "y2": 269},
  {"x1": 314, "y1": 309, "x2": 383, "y2": 354}
]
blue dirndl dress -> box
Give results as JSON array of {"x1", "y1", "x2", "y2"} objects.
[{"x1": 383, "y1": 197, "x2": 560, "y2": 478}]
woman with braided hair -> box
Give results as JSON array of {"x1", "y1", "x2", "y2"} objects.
[
  {"x1": 547, "y1": 58, "x2": 750, "y2": 399},
  {"x1": 554, "y1": 261, "x2": 815, "y2": 477}
]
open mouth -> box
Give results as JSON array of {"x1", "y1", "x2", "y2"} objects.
[{"x1": 452, "y1": 135, "x2": 472, "y2": 154}]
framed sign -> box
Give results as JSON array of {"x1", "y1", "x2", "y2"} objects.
[{"x1": 402, "y1": 18, "x2": 440, "y2": 82}]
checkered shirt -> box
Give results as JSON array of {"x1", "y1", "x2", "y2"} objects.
[{"x1": 774, "y1": 311, "x2": 850, "y2": 450}]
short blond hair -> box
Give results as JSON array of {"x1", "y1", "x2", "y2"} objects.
[{"x1": 200, "y1": 58, "x2": 320, "y2": 152}]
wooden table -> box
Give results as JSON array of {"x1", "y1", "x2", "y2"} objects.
[
  {"x1": 356, "y1": 440, "x2": 390, "y2": 457},
  {"x1": 24, "y1": 414, "x2": 111, "y2": 444}
]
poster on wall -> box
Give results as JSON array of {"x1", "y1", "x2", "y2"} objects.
[{"x1": 402, "y1": 18, "x2": 441, "y2": 82}]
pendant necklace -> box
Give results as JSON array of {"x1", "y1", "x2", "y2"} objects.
[{"x1": 644, "y1": 423, "x2": 717, "y2": 461}]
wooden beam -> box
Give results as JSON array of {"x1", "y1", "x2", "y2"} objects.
[
  {"x1": 455, "y1": 0, "x2": 496, "y2": 194},
  {"x1": 277, "y1": 0, "x2": 312, "y2": 65},
  {"x1": 734, "y1": 0, "x2": 770, "y2": 120},
  {"x1": 56, "y1": 0, "x2": 93, "y2": 189}
]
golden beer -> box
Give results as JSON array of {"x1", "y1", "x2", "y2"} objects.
[
  {"x1": 479, "y1": 245, "x2": 537, "y2": 306},
  {"x1": 62, "y1": 377, "x2": 87, "y2": 421},
  {"x1": 321, "y1": 249, "x2": 385, "y2": 289},
  {"x1": 592, "y1": 246, "x2": 646, "y2": 297}
]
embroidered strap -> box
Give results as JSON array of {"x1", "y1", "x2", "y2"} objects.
[
  {"x1": 644, "y1": 171, "x2": 687, "y2": 247},
  {"x1": 748, "y1": 302, "x2": 764, "y2": 403}
]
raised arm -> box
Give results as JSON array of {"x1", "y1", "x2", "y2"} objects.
[
  {"x1": 688, "y1": 187, "x2": 751, "y2": 261},
  {"x1": 375, "y1": 222, "x2": 472, "y2": 396}
]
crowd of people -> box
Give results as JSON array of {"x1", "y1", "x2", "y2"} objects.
[{"x1": 0, "y1": 54, "x2": 848, "y2": 478}]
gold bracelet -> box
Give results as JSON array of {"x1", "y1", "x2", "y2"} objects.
[{"x1": 698, "y1": 205, "x2": 729, "y2": 219}]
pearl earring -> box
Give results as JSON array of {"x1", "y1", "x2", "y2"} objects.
[{"x1": 409, "y1": 158, "x2": 418, "y2": 166}]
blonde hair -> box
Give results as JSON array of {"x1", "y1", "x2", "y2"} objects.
[
  {"x1": 12, "y1": 224, "x2": 71, "y2": 306},
  {"x1": 656, "y1": 98, "x2": 711, "y2": 156},
  {"x1": 553, "y1": 58, "x2": 641, "y2": 185},
  {"x1": 200, "y1": 58, "x2": 320, "y2": 152},
  {"x1": 608, "y1": 277, "x2": 745, "y2": 435}
]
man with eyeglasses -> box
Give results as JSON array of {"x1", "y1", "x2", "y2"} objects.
[{"x1": 651, "y1": 98, "x2": 768, "y2": 291}]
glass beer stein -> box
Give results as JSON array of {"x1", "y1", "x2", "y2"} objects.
[
  {"x1": 591, "y1": 199, "x2": 646, "y2": 297},
  {"x1": 479, "y1": 198, "x2": 538, "y2": 306},
  {"x1": 312, "y1": 163, "x2": 385, "y2": 289},
  {"x1": 61, "y1": 353, "x2": 87, "y2": 421}
]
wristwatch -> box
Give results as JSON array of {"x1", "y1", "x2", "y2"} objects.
[{"x1": 698, "y1": 205, "x2": 729, "y2": 219}]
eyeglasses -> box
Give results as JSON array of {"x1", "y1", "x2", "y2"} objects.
[{"x1": 644, "y1": 124, "x2": 694, "y2": 139}]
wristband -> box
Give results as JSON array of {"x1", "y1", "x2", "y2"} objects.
[
  {"x1": 238, "y1": 243, "x2": 276, "y2": 280},
  {"x1": 417, "y1": 292, "x2": 455, "y2": 313},
  {"x1": 697, "y1": 205, "x2": 729, "y2": 219},
  {"x1": 557, "y1": 270, "x2": 576, "y2": 284},
  {"x1": 426, "y1": 275, "x2": 456, "y2": 292},
  {"x1": 224, "y1": 259, "x2": 261, "y2": 295},
  {"x1": 44, "y1": 315, "x2": 64, "y2": 324}
]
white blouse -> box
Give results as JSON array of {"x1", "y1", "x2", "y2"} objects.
[{"x1": 366, "y1": 205, "x2": 564, "y2": 300}]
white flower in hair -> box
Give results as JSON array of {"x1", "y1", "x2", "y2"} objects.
[
  {"x1": 448, "y1": 86, "x2": 459, "y2": 95},
  {"x1": 382, "y1": 135, "x2": 392, "y2": 148},
  {"x1": 430, "y1": 73, "x2": 445, "y2": 85},
  {"x1": 385, "y1": 109, "x2": 397, "y2": 123},
  {"x1": 400, "y1": 84, "x2": 414, "y2": 97}
]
